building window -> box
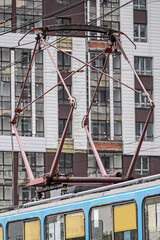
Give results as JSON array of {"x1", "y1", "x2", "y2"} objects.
[
  {"x1": 136, "y1": 122, "x2": 153, "y2": 141},
  {"x1": 59, "y1": 119, "x2": 72, "y2": 138},
  {"x1": 57, "y1": 37, "x2": 72, "y2": 50},
  {"x1": 56, "y1": 17, "x2": 71, "y2": 25},
  {"x1": 90, "y1": 53, "x2": 109, "y2": 72},
  {"x1": 18, "y1": 152, "x2": 44, "y2": 182},
  {"x1": 133, "y1": 0, "x2": 146, "y2": 10},
  {"x1": 114, "y1": 87, "x2": 121, "y2": 115},
  {"x1": 135, "y1": 156, "x2": 149, "y2": 175},
  {"x1": 16, "y1": 117, "x2": 32, "y2": 136},
  {"x1": 16, "y1": 0, "x2": 42, "y2": 34},
  {"x1": 113, "y1": 54, "x2": 121, "y2": 73},
  {"x1": 58, "y1": 85, "x2": 71, "y2": 104},
  {"x1": 135, "y1": 90, "x2": 152, "y2": 108},
  {"x1": 15, "y1": 82, "x2": 31, "y2": 111},
  {"x1": 58, "y1": 51, "x2": 71, "y2": 71},
  {"x1": 35, "y1": 51, "x2": 44, "y2": 137},
  {"x1": 91, "y1": 87, "x2": 109, "y2": 106},
  {"x1": 114, "y1": 121, "x2": 122, "y2": 140},
  {"x1": 0, "y1": 185, "x2": 12, "y2": 207},
  {"x1": 91, "y1": 87, "x2": 110, "y2": 115},
  {"x1": 0, "y1": 0, "x2": 12, "y2": 32},
  {"x1": 36, "y1": 117, "x2": 44, "y2": 137},
  {"x1": 19, "y1": 187, "x2": 36, "y2": 203},
  {"x1": 0, "y1": 48, "x2": 11, "y2": 135},
  {"x1": 88, "y1": 154, "x2": 122, "y2": 176},
  {"x1": 59, "y1": 153, "x2": 73, "y2": 174},
  {"x1": 15, "y1": 49, "x2": 32, "y2": 137},
  {"x1": 134, "y1": 56, "x2": 152, "y2": 76},
  {"x1": 0, "y1": 152, "x2": 12, "y2": 180},
  {"x1": 56, "y1": 0, "x2": 71, "y2": 5},
  {"x1": 134, "y1": 24, "x2": 147, "y2": 42},
  {"x1": 91, "y1": 120, "x2": 110, "y2": 140}
]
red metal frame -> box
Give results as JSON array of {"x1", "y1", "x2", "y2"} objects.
[{"x1": 10, "y1": 26, "x2": 154, "y2": 188}]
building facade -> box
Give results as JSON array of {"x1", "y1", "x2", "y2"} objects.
[{"x1": 0, "y1": 0, "x2": 160, "y2": 206}]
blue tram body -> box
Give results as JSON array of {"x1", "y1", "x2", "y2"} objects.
[{"x1": 1, "y1": 176, "x2": 160, "y2": 240}]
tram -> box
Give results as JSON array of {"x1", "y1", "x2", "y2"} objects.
[{"x1": 0, "y1": 175, "x2": 160, "y2": 240}]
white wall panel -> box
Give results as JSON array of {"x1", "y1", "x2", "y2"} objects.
[
  {"x1": 121, "y1": 0, "x2": 160, "y2": 156},
  {"x1": 72, "y1": 38, "x2": 87, "y2": 150},
  {"x1": 43, "y1": 39, "x2": 58, "y2": 149}
]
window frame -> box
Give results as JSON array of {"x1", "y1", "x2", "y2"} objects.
[
  {"x1": 143, "y1": 194, "x2": 160, "y2": 240},
  {"x1": 135, "y1": 156, "x2": 149, "y2": 175},
  {"x1": 89, "y1": 200, "x2": 138, "y2": 240},
  {"x1": 58, "y1": 51, "x2": 71, "y2": 71},
  {"x1": 134, "y1": 56, "x2": 152, "y2": 76},
  {"x1": 59, "y1": 119, "x2": 72, "y2": 138},
  {"x1": 6, "y1": 217, "x2": 41, "y2": 240},
  {"x1": 133, "y1": 0, "x2": 146, "y2": 10},
  {"x1": 134, "y1": 24, "x2": 147, "y2": 42},
  {"x1": 135, "y1": 90, "x2": 153, "y2": 108},
  {"x1": 91, "y1": 120, "x2": 110, "y2": 141},
  {"x1": 136, "y1": 122, "x2": 153, "y2": 141},
  {"x1": 87, "y1": 154, "x2": 122, "y2": 176},
  {"x1": 44, "y1": 209, "x2": 85, "y2": 240}
]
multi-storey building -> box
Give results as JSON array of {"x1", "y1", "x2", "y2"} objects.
[{"x1": 0, "y1": 0, "x2": 159, "y2": 207}]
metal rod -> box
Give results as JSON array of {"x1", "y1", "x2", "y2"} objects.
[
  {"x1": 126, "y1": 109, "x2": 153, "y2": 179},
  {"x1": 13, "y1": 124, "x2": 34, "y2": 180},
  {"x1": 113, "y1": 34, "x2": 154, "y2": 108},
  {"x1": 20, "y1": 51, "x2": 106, "y2": 112},
  {"x1": 85, "y1": 46, "x2": 112, "y2": 122},
  {"x1": 49, "y1": 106, "x2": 74, "y2": 179},
  {"x1": 84, "y1": 125, "x2": 107, "y2": 177},
  {"x1": 15, "y1": 40, "x2": 39, "y2": 112},
  {"x1": 48, "y1": 42, "x2": 142, "y2": 95},
  {"x1": 40, "y1": 34, "x2": 73, "y2": 104}
]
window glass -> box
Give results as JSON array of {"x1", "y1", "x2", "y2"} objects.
[
  {"x1": 24, "y1": 220, "x2": 41, "y2": 240},
  {"x1": 90, "y1": 205, "x2": 112, "y2": 240},
  {"x1": 134, "y1": 24, "x2": 147, "y2": 42},
  {"x1": 90, "y1": 53, "x2": 109, "y2": 72},
  {"x1": 45, "y1": 211, "x2": 84, "y2": 240},
  {"x1": 59, "y1": 153, "x2": 73, "y2": 174},
  {"x1": 135, "y1": 156, "x2": 149, "y2": 175},
  {"x1": 7, "y1": 219, "x2": 40, "y2": 240},
  {"x1": 144, "y1": 196, "x2": 160, "y2": 240},
  {"x1": 58, "y1": 51, "x2": 71, "y2": 71},
  {"x1": 134, "y1": 57, "x2": 152, "y2": 76},
  {"x1": 7, "y1": 221, "x2": 23, "y2": 240},
  {"x1": 90, "y1": 202, "x2": 137, "y2": 240},
  {"x1": 59, "y1": 119, "x2": 72, "y2": 138},
  {"x1": 134, "y1": 0, "x2": 146, "y2": 10},
  {"x1": 136, "y1": 122, "x2": 153, "y2": 141}
]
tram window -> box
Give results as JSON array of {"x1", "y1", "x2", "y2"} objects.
[
  {"x1": 90, "y1": 202, "x2": 137, "y2": 240},
  {"x1": 65, "y1": 212, "x2": 85, "y2": 240},
  {"x1": 0, "y1": 224, "x2": 3, "y2": 240},
  {"x1": 144, "y1": 196, "x2": 160, "y2": 240},
  {"x1": 7, "y1": 218, "x2": 41, "y2": 240},
  {"x1": 24, "y1": 219, "x2": 41, "y2": 240},
  {"x1": 7, "y1": 221, "x2": 23, "y2": 240},
  {"x1": 90, "y1": 205, "x2": 113, "y2": 240},
  {"x1": 45, "y1": 214, "x2": 64, "y2": 239},
  {"x1": 114, "y1": 203, "x2": 138, "y2": 240},
  {"x1": 45, "y1": 211, "x2": 85, "y2": 240}
]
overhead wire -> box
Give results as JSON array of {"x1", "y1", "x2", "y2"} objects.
[
  {"x1": 0, "y1": 0, "x2": 134, "y2": 72},
  {"x1": 0, "y1": 0, "x2": 88, "y2": 37}
]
